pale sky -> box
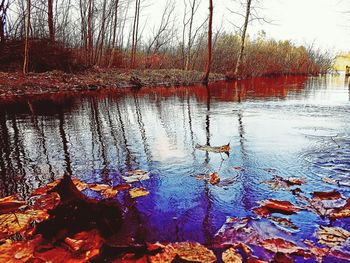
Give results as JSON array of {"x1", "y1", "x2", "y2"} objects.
[{"x1": 143, "y1": 0, "x2": 349, "y2": 53}]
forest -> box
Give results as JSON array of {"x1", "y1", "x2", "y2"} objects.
[{"x1": 0, "y1": 0, "x2": 333, "y2": 81}]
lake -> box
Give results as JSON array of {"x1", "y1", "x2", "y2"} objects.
[{"x1": 0, "y1": 75, "x2": 349, "y2": 249}]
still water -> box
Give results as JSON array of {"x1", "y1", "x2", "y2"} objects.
[{"x1": 0, "y1": 76, "x2": 349, "y2": 245}]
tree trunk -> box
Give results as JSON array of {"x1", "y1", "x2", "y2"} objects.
[
  {"x1": 0, "y1": 0, "x2": 6, "y2": 43},
  {"x1": 108, "y1": 0, "x2": 119, "y2": 67},
  {"x1": 48, "y1": 0, "x2": 54, "y2": 41},
  {"x1": 202, "y1": 0, "x2": 213, "y2": 83},
  {"x1": 23, "y1": 0, "x2": 31, "y2": 74},
  {"x1": 234, "y1": 0, "x2": 251, "y2": 78},
  {"x1": 130, "y1": 0, "x2": 140, "y2": 68},
  {"x1": 87, "y1": 0, "x2": 93, "y2": 65}
]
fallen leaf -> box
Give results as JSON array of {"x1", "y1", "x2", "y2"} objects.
[
  {"x1": 269, "y1": 217, "x2": 298, "y2": 230},
  {"x1": 330, "y1": 199, "x2": 350, "y2": 219},
  {"x1": 0, "y1": 196, "x2": 26, "y2": 214},
  {"x1": 255, "y1": 200, "x2": 300, "y2": 216},
  {"x1": 123, "y1": 173, "x2": 150, "y2": 183},
  {"x1": 260, "y1": 238, "x2": 301, "y2": 254},
  {"x1": 0, "y1": 209, "x2": 47, "y2": 239},
  {"x1": 101, "y1": 187, "x2": 118, "y2": 198},
  {"x1": 195, "y1": 143, "x2": 230, "y2": 153},
  {"x1": 303, "y1": 240, "x2": 330, "y2": 262},
  {"x1": 263, "y1": 175, "x2": 305, "y2": 191},
  {"x1": 316, "y1": 226, "x2": 350, "y2": 247},
  {"x1": 210, "y1": 172, "x2": 220, "y2": 185},
  {"x1": 222, "y1": 247, "x2": 242, "y2": 263},
  {"x1": 130, "y1": 188, "x2": 150, "y2": 198},
  {"x1": 272, "y1": 252, "x2": 293, "y2": 263},
  {"x1": 149, "y1": 242, "x2": 216, "y2": 263},
  {"x1": 115, "y1": 184, "x2": 131, "y2": 191},
  {"x1": 312, "y1": 190, "x2": 342, "y2": 200},
  {"x1": 125, "y1": 170, "x2": 148, "y2": 176}
]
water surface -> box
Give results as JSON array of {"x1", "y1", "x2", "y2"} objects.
[{"x1": 0, "y1": 75, "x2": 349, "y2": 246}]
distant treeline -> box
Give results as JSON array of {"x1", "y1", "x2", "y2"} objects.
[{"x1": 0, "y1": 0, "x2": 333, "y2": 77}]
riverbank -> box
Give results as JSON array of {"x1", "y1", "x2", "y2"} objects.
[{"x1": 0, "y1": 69, "x2": 225, "y2": 99}]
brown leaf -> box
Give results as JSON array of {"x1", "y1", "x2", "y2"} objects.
[
  {"x1": 272, "y1": 252, "x2": 293, "y2": 263},
  {"x1": 303, "y1": 240, "x2": 330, "y2": 262},
  {"x1": 329, "y1": 198, "x2": 350, "y2": 219},
  {"x1": 130, "y1": 188, "x2": 150, "y2": 198},
  {"x1": 222, "y1": 247, "x2": 242, "y2": 263},
  {"x1": 149, "y1": 242, "x2": 216, "y2": 263},
  {"x1": 210, "y1": 172, "x2": 220, "y2": 185},
  {"x1": 269, "y1": 217, "x2": 298, "y2": 230},
  {"x1": 316, "y1": 226, "x2": 350, "y2": 247},
  {"x1": 0, "y1": 196, "x2": 26, "y2": 214},
  {"x1": 312, "y1": 190, "x2": 342, "y2": 200},
  {"x1": 260, "y1": 238, "x2": 301, "y2": 254},
  {"x1": 255, "y1": 200, "x2": 300, "y2": 216},
  {"x1": 115, "y1": 184, "x2": 131, "y2": 191}
]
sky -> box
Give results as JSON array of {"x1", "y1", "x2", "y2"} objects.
[{"x1": 143, "y1": 0, "x2": 349, "y2": 53}]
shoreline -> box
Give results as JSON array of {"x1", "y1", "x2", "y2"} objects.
[
  {"x1": 0, "y1": 69, "x2": 324, "y2": 101},
  {"x1": 0, "y1": 69, "x2": 225, "y2": 100}
]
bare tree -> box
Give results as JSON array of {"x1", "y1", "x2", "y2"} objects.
[
  {"x1": 234, "y1": 0, "x2": 251, "y2": 78},
  {"x1": 202, "y1": 0, "x2": 213, "y2": 83},
  {"x1": 130, "y1": 0, "x2": 141, "y2": 68},
  {"x1": 0, "y1": 0, "x2": 9, "y2": 42},
  {"x1": 146, "y1": 0, "x2": 175, "y2": 55},
  {"x1": 108, "y1": 0, "x2": 120, "y2": 67},
  {"x1": 48, "y1": 0, "x2": 54, "y2": 41},
  {"x1": 23, "y1": 0, "x2": 31, "y2": 74}
]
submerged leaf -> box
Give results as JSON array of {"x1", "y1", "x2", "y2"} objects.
[
  {"x1": 316, "y1": 226, "x2": 350, "y2": 247},
  {"x1": 312, "y1": 190, "x2": 341, "y2": 200},
  {"x1": 259, "y1": 238, "x2": 301, "y2": 254},
  {"x1": 222, "y1": 247, "x2": 242, "y2": 263},
  {"x1": 149, "y1": 242, "x2": 216, "y2": 263},
  {"x1": 130, "y1": 188, "x2": 150, "y2": 198}
]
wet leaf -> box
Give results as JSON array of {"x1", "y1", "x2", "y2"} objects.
[
  {"x1": 115, "y1": 184, "x2": 131, "y2": 191},
  {"x1": 149, "y1": 242, "x2": 216, "y2": 263},
  {"x1": 72, "y1": 179, "x2": 89, "y2": 191},
  {"x1": 0, "y1": 196, "x2": 26, "y2": 215},
  {"x1": 88, "y1": 184, "x2": 119, "y2": 198},
  {"x1": 330, "y1": 199, "x2": 350, "y2": 219},
  {"x1": 31, "y1": 192, "x2": 60, "y2": 210},
  {"x1": 316, "y1": 226, "x2": 350, "y2": 247},
  {"x1": 123, "y1": 173, "x2": 150, "y2": 183},
  {"x1": 195, "y1": 143, "x2": 230, "y2": 153},
  {"x1": 222, "y1": 247, "x2": 242, "y2": 263},
  {"x1": 312, "y1": 190, "x2": 341, "y2": 200},
  {"x1": 125, "y1": 170, "x2": 149, "y2": 176},
  {"x1": 303, "y1": 240, "x2": 330, "y2": 262},
  {"x1": 263, "y1": 175, "x2": 305, "y2": 191},
  {"x1": 269, "y1": 217, "x2": 298, "y2": 231},
  {"x1": 101, "y1": 187, "x2": 119, "y2": 198},
  {"x1": 255, "y1": 200, "x2": 300, "y2": 216},
  {"x1": 259, "y1": 238, "x2": 301, "y2": 254},
  {"x1": 0, "y1": 210, "x2": 47, "y2": 239},
  {"x1": 210, "y1": 172, "x2": 220, "y2": 185},
  {"x1": 130, "y1": 188, "x2": 150, "y2": 198}
]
